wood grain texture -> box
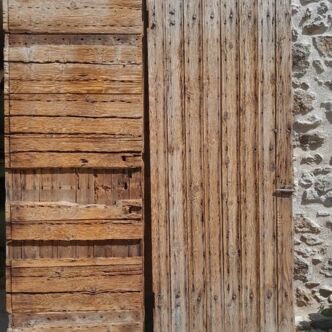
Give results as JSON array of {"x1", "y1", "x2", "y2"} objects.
[
  {"x1": 7, "y1": 34, "x2": 142, "y2": 65},
  {"x1": 147, "y1": 0, "x2": 293, "y2": 330},
  {"x1": 220, "y1": 0, "x2": 241, "y2": 330},
  {"x1": 258, "y1": 0, "x2": 278, "y2": 330},
  {"x1": 8, "y1": 63, "x2": 142, "y2": 94},
  {"x1": 9, "y1": 324, "x2": 143, "y2": 332},
  {"x1": 10, "y1": 200, "x2": 142, "y2": 221},
  {"x1": 11, "y1": 292, "x2": 142, "y2": 312},
  {"x1": 9, "y1": 220, "x2": 143, "y2": 241},
  {"x1": 276, "y1": 0, "x2": 294, "y2": 330},
  {"x1": 9, "y1": 324, "x2": 142, "y2": 332},
  {"x1": 7, "y1": 94, "x2": 143, "y2": 118},
  {"x1": 5, "y1": 0, "x2": 145, "y2": 329},
  {"x1": 10, "y1": 310, "x2": 143, "y2": 331},
  {"x1": 11, "y1": 258, "x2": 142, "y2": 293},
  {"x1": 147, "y1": 0, "x2": 172, "y2": 330},
  {"x1": 7, "y1": 0, "x2": 143, "y2": 34}
]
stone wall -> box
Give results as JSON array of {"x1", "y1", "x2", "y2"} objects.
[{"x1": 292, "y1": 0, "x2": 332, "y2": 323}]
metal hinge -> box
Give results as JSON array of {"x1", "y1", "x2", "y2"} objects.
[{"x1": 274, "y1": 186, "x2": 294, "y2": 196}]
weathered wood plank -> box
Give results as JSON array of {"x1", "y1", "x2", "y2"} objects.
[
  {"x1": 147, "y1": 0, "x2": 172, "y2": 330},
  {"x1": 184, "y1": 0, "x2": 206, "y2": 331},
  {"x1": 7, "y1": 0, "x2": 143, "y2": 34},
  {"x1": 276, "y1": 0, "x2": 294, "y2": 330},
  {"x1": 10, "y1": 200, "x2": 142, "y2": 221},
  {"x1": 10, "y1": 324, "x2": 143, "y2": 332},
  {"x1": 202, "y1": 0, "x2": 223, "y2": 330},
  {"x1": 10, "y1": 325, "x2": 142, "y2": 332},
  {"x1": 10, "y1": 153, "x2": 142, "y2": 171},
  {"x1": 164, "y1": 0, "x2": 188, "y2": 330},
  {"x1": 8, "y1": 63, "x2": 142, "y2": 94},
  {"x1": 239, "y1": 0, "x2": 260, "y2": 330},
  {"x1": 11, "y1": 263, "x2": 142, "y2": 293},
  {"x1": 9, "y1": 257, "x2": 142, "y2": 268},
  {"x1": 9, "y1": 220, "x2": 143, "y2": 241},
  {"x1": 11, "y1": 292, "x2": 142, "y2": 312},
  {"x1": 9, "y1": 135, "x2": 143, "y2": 153},
  {"x1": 7, "y1": 117, "x2": 142, "y2": 136},
  {"x1": 11, "y1": 310, "x2": 142, "y2": 329},
  {"x1": 8, "y1": 134, "x2": 143, "y2": 168},
  {"x1": 258, "y1": 0, "x2": 278, "y2": 330},
  {"x1": 220, "y1": 0, "x2": 241, "y2": 330},
  {"x1": 7, "y1": 34, "x2": 142, "y2": 65},
  {"x1": 7, "y1": 94, "x2": 143, "y2": 118}
]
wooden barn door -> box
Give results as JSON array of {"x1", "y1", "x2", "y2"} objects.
[
  {"x1": 4, "y1": 1, "x2": 145, "y2": 330},
  {"x1": 147, "y1": 0, "x2": 293, "y2": 331}
]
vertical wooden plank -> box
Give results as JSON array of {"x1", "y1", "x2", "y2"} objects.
[
  {"x1": 202, "y1": 0, "x2": 223, "y2": 330},
  {"x1": 93, "y1": 170, "x2": 108, "y2": 258},
  {"x1": 93, "y1": 171, "x2": 107, "y2": 258},
  {"x1": 11, "y1": 172, "x2": 22, "y2": 260},
  {"x1": 184, "y1": 0, "x2": 206, "y2": 331},
  {"x1": 147, "y1": 0, "x2": 171, "y2": 330},
  {"x1": 56, "y1": 170, "x2": 77, "y2": 259},
  {"x1": 5, "y1": 169, "x2": 13, "y2": 314},
  {"x1": 110, "y1": 172, "x2": 131, "y2": 258},
  {"x1": 220, "y1": 0, "x2": 241, "y2": 330},
  {"x1": 276, "y1": 0, "x2": 294, "y2": 331},
  {"x1": 129, "y1": 170, "x2": 142, "y2": 257},
  {"x1": 239, "y1": 0, "x2": 260, "y2": 330},
  {"x1": 20, "y1": 170, "x2": 39, "y2": 259},
  {"x1": 258, "y1": 0, "x2": 278, "y2": 330},
  {"x1": 165, "y1": 0, "x2": 188, "y2": 330}
]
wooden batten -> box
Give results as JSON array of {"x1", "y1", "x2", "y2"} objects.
[
  {"x1": 10, "y1": 200, "x2": 142, "y2": 221},
  {"x1": 7, "y1": 34, "x2": 143, "y2": 65},
  {"x1": 10, "y1": 257, "x2": 143, "y2": 293},
  {"x1": 11, "y1": 292, "x2": 143, "y2": 313},
  {"x1": 11, "y1": 310, "x2": 143, "y2": 332},
  {"x1": 8, "y1": 220, "x2": 143, "y2": 241},
  {"x1": 6, "y1": 0, "x2": 143, "y2": 34}
]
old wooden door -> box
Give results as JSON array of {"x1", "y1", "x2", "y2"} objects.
[
  {"x1": 4, "y1": 0, "x2": 145, "y2": 330},
  {"x1": 147, "y1": 0, "x2": 293, "y2": 331}
]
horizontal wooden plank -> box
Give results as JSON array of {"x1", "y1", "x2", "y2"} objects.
[
  {"x1": 10, "y1": 325, "x2": 142, "y2": 332},
  {"x1": 11, "y1": 311, "x2": 142, "y2": 329},
  {"x1": 9, "y1": 220, "x2": 143, "y2": 240},
  {"x1": 10, "y1": 324, "x2": 143, "y2": 332},
  {"x1": 7, "y1": 117, "x2": 142, "y2": 136},
  {"x1": 7, "y1": 94, "x2": 143, "y2": 118},
  {"x1": 11, "y1": 291, "x2": 142, "y2": 312},
  {"x1": 10, "y1": 200, "x2": 142, "y2": 221},
  {"x1": 8, "y1": 152, "x2": 142, "y2": 169},
  {"x1": 8, "y1": 63, "x2": 142, "y2": 94},
  {"x1": 7, "y1": 134, "x2": 143, "y2": 168},
  {"x1": 7, "y1": 0, "x2": 143, "y2": 34},
  {"x1": 7, "y1": 34, "x2": 142, "y2": 65},
  {"x1": 9, "y1": 257, "x2": 143, "y2": 268},
  {"x1": 11, "y1": 261, "x2": 142, "y2": 293},
  {"x1": 9, "y1": 135, "x2": 143, "y2": 153}
]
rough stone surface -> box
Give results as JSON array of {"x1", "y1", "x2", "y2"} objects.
[{"x1": 293, "y1": 0, "x2": 332, "y2": 329}]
